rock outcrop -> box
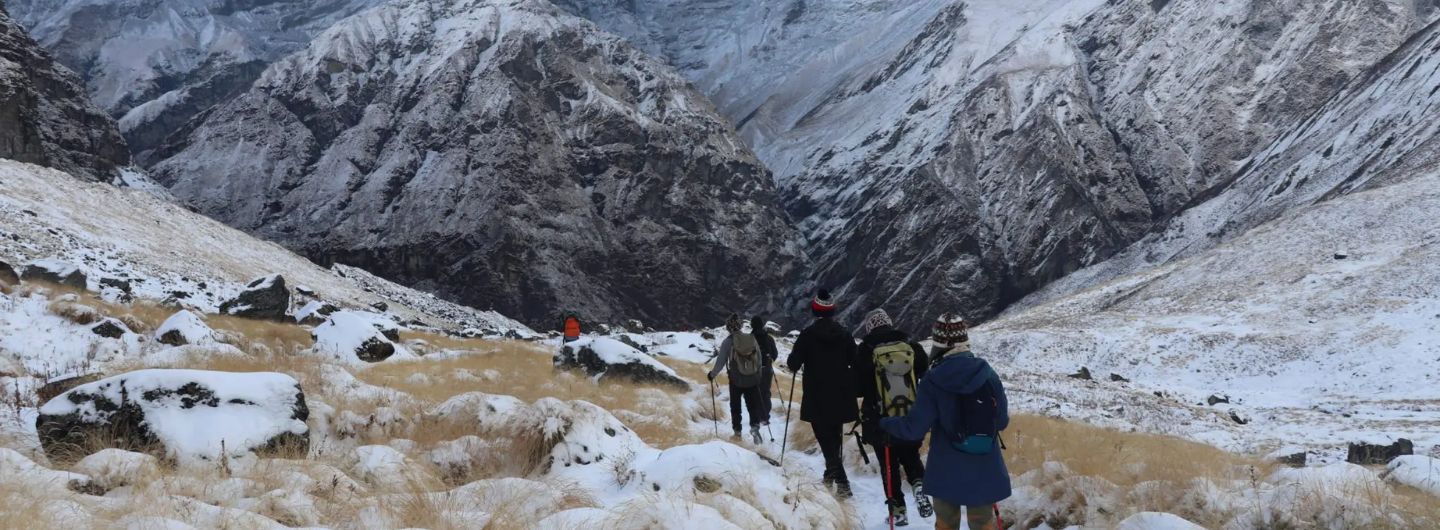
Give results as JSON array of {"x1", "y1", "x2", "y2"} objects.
[
  {"x1": 218, "y1": 274, "x2": 290, "y2": 322},
  {"x1": 21, "y1": 259, "x2": 86, "y2": 289},
  {"x1": 312, "y1": 311, "x2": 404, "y2": 363},
  {"x1": 1348, "y1": 439, "x2": 1414, "y2": 466},
  {"x1": 152, "y1": 0, "x2": 801, "y2": 330},
  {"x1": 35, "y1": 369, "x2": 310, "y2": 466},
  {"x1": 0, "y1": 3, "x2": 128, "y2": 181},
  {"x1": 155, "y1": 310, "x2": 216, "y2": 347}
]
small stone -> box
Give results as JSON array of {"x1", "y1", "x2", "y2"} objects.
[
  {"x1": 1276, "y1": 452, "x2": 1307, "y2": 467},
  {"x1": 90, "y1": 318, "x2": 129, "y2": 339},
  {"x1": 371, "y1": 301, "x2": 389, "y2": 312},
  {"x1": 1109, "y1": 373, "x2": 1130, "y2": 383},
  {"x1": 1207, "y1": 394, "x2": 1230, "y2": 406},
  {"x1": 1068, "y1": 367, "x2": 1093, "y2": 380}
]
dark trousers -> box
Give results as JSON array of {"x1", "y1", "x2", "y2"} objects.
[
  {"x1": 760, "y1": 366, "x2": 774, "y2": 409},
  {"x1": 729, "y1": 383, "x2": 765, "y2": 432},
  {"x1": 812, "y1": 421, "x2": 849, "y2": 485},
  {"x1": 874, "y1": 440, "x2": 925, "y2": 506}
]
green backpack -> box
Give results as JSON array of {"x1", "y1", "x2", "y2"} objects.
[{"x1": 873, "y1": 341, "x2": 918, "y2": 417}]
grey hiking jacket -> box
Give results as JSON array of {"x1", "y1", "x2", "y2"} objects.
[{"x1": 708, "y1": 336, "x2": 763, "y2": 388}]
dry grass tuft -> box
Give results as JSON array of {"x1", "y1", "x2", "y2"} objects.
[{"x1": 1006, "y1": 415, "x2": 1258, "y2": 488}]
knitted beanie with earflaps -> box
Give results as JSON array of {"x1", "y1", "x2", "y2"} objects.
[{"x1": 932, "y1": 312, "x2": 969, "y2": 346}]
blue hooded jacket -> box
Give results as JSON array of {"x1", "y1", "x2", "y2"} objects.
[{"x1": 881, "y1": 348, "x2": 1011, "y2": 507}]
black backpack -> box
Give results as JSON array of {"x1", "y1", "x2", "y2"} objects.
[{"x1": 949, "y1": 376, "x2": 999, "y2": 455}]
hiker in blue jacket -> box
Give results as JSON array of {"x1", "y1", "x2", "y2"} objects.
[{"x1": 880, "y1": 313, "x2": 1010, "y2": 530}]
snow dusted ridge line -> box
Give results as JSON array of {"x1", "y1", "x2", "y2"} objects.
[{"x1": 0, "y1": 159, "x2": 532, "y2": 336}]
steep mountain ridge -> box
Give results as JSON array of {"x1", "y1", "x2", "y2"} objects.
[
  {"x1": 5, "y1": 0, "x2": 387, "y2": 159},
  {"x1": 0, "y1": 2, "x2": 128, "y2": 181},
  {"x1": 556, "y1": 0, "x2": 1437, "y2": 329},
  {"x1": 150, "y1": 0, "x2": 803, "y2": 329}
]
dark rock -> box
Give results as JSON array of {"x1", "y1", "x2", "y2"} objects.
[
  {"x1": 379, "y1": 328, "x2": 401, "y2": 343},
  {"x1": 1207, "y1": 394, "x2": 1230, "y2": 406},
  {"x1": 90, "y1": 318, "x2": 129, "y2": 339},
  {"x1": 0, "y1": 261, "x2": 18, "y2": 288},
  {"x1": 1347, "y1": 439, "x2": 1413, "y2": 465},
  {"x1": 1109, "y1": 373, "x2": 1129, "y2": 382},
  {"x1": 36, "y1": 374, "x2": 103, "y2": 403},
  {"x1": 1276, "y1": 452, "x2": 1307, "y2": 467},
  {"x1": 1334, "y1": 250, "x2": 1350, "y2": 260},
  {"x1": 701, "y1": 332, "x2": 716, "y2": 340},
  {"x1": 1228, "y1": 411, "x2": 1249, "y2": 425},
  {"x1": 0, "y1": 6, "x2": 128, "y2": 181},
  {"x1": 22, "y1": 260, "x2": 87, "y2": 290},
  {"x1": 617, "y1": 334, "x2": 643, "y2": 351},
  {"x1": 219, "y1": 274, "x2": 289, "y2": 321},
  {"x1": 1068, "y1": 367, "x2": 1093, "y2": 380},
  {"x1": 371, "y1": 301, "x2": 389, "y2": 312},
  {"x1": 355, "y1": 338, "x2": 396, "y2": 363},
  {"x1": 99, "y1": 278, "x2": 133, "y2": 294},
  {"x1": 158, "y1": 329, "x2": 187, "y2": 346},
  {"x1": 295, "y1": 285, "x2": 317, "y2": 297},
  {"x1": 555, "y1": 340, "x2": 690, "y2": 391},
  {"x1": 297, "y1": 303, "x2": 340, "y2": 326},
  {"x1": 34, "y1": 370, "x2": 309, "y2": 466},
  {"x1": 625, "y1": 319, "x2": 645, "y2": 333}
]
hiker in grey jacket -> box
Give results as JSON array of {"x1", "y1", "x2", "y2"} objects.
[{"x1": 708, "y1": 313, "x2": 767, "y2": 443}]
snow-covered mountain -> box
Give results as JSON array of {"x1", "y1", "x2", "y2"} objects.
[
  {"x1": 0, "y1": 3, "x2": 128, "y2": 182},
  {"x1": 149, "y1": 0, "x2": 803, "y2": 329},
  {"x1": 554, "y1": 0, "x2": 1438, "y2": 330},
  {"x1": 4, "y1": 0, "x2": 387, "y2": 159}
]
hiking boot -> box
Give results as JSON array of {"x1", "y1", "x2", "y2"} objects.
[
  {"x1": 750, "y1": 425, "x2": 763, "y2": 444},
  {"x1": 888, "y1": 501, "x2": 909, "y2": 527},
  {"x1": 834, "y1": 481, "x2": 853, "y2": 500},
  {"x1": 912, "y1": 480, "x2": 934, "y2": 518}
]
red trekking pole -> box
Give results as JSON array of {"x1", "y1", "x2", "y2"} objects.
[
  {"x1": 994, "y1": 504, "x2": 1004, "y2": 529},
  {"x1": 884, "y1": 445, "x2": 895, "y2": 530}
]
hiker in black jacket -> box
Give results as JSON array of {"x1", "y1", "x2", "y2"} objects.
[
  {"x1": 786, "y1": 289, "x2": 859, "y2": 498},
  {"x1": 751, "y1": 315, "x2": 780, "y2": 412},
  {"x1": 855, "y1": 308, "x2": 932, "y2": 525}
]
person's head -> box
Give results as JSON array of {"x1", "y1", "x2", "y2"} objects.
[
  {"x1": 725, "y1": 313, "x2": 742, "y2": 333},
  {"x1": 750, "y1": 315, "x2": 766, "y2": 334},
  {"x1": 860, "y1": 308, "x2": 893, "y2": 336},
  {"x1": 811, "y1": 289, "x2": 837, "y2": 318},
  {"x1": 932, "y1": 312, "x2": 969, "y2": 348}
]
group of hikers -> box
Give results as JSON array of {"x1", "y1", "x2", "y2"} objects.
[
  {"x1": 706, "y1": 290, "x2": 1011, "y2": 529},
  {"x1": 558, "y1": 288, "x2": 1011, "y2": 529}
]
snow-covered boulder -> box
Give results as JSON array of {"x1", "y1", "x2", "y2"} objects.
[
  {"x1": 35, "y1": 369, "x2": 310, "y2": 466},
  {"x1": 294, "y1": 300, "x2": 339, "y2": 326},
  {"x1": 90, "y1": 318, "x2": 131, "y2": 339},
  {"x1": 155, "y1": 310, "x2": 215, "y2": 346},
  {"x1": 22, "y1": 259, "x2": 87, "y2": 289},
  {"x1": 1117, "y1": 512, "x2": 1206, "y2": 530},
  {"x1": 555, "y1": 337, "x2": 689, "y2": 391},
  {"x1": 430, "y1": 392, "x2": 525, "y2": 430},
  {"x1": 0, "y1": 260, "x2": 18, "y2": 288},
  {"x1": 349, "y1": 445, "x2": 435, "y2": 491},
  {"x1": 71, "y1": 449, "x2": 161, "y2": 491},
  {"x1": 312, "y1": 311, "x2": 410, "y2": 363},
  {"x1": 0, "y1": 447, "x2": 92, "y2": 494},
  {"x1": 218, "y1": 274, "x2": 289, "y2": 321},
  {"x1": 1384, "y1": 456, "x2": 1440, "y2": 497}
]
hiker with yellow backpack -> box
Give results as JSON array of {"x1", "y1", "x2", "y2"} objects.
[{"x1": 855, "y1": 308, "x2": 932, "y2": 526}]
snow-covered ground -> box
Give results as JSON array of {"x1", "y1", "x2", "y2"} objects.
[{"x1": 979, "y1": 169, "x2": 1440, "y2": 460}]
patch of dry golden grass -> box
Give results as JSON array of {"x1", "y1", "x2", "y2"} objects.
[{"x1": 1006, "y1": 414, "x2": 1260, "y2": 488}]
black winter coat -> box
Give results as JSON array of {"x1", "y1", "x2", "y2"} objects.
[
  {"x1": 855, "y1": 326, "x2": 929, "y2": 445},
  {"x1": 786, "y1": 318, "x2": 859, "y2": 424}
]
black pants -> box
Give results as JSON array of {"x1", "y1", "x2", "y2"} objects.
[
  {"x1": 761, "y1": 366, "x2": 774, "y2": 407},
  {"x1": 729, "y1": 383, "x2": 765, "y2": 432},
  {"x1": 874, "y1": 440, "x2": 925, "y2": 506},
  {"x1": 812, "y1": 421, "x2": 849, "y2": 485}
]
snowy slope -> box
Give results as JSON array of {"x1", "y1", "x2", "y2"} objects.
[
  {"x1": 4, "y1": 0, "x2": 387, "y2": 158},
  {"x1": 978, "y1": 169, "x2": 1440, "y2": 455},
  {"x1": 0, "y1": 159, "x2": 529, "y2": 335},
  {"x1": 151, "y1": 0, "x2": 803, "y2": 330}
]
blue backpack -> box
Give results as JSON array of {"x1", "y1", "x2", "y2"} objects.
[{"x1": 949, "y1": 378, "x2": 999, "y2": 454}]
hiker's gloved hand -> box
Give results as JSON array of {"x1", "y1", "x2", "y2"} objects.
[{"x1": 707, "y1": 372, "x2": 716, "y2": 382}]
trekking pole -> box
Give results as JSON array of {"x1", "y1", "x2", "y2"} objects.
[
  {"x1": 709, "y1": 380, "x2": 719, "y2": 436},
  {"x1": 884, "y1": 445, "x2": 895, "y2": 530},
  {"x1": 779, "y1": 369, "x2": 799, "y2": 465},
  {"x1": 994, "y1": 504, "x2": 1005, "y2": 530}
]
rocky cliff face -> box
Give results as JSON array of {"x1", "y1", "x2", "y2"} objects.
[
  {"x1": 150, "y1": 0, "x2": 802, "y2": 329},
  {"x1": 0, "y1": 2, "x2": 128, "y2": 181},
  {"x1": 555, "y1": 0, "x2": 1436, "y2": 330},
  {"x1": 5, "y1": 0, "x2": 386, "y2": 160}
]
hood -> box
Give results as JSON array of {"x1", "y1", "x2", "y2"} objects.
[
  {"x1": 861, "y1": 326, "x2": 910, "y2": 346},
  {"x1": 927, "y1": 350, "x2": 994, "y2": 394},
  {"x1": 750, "y1": 316, "x2": 766, "y2": 333}
]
